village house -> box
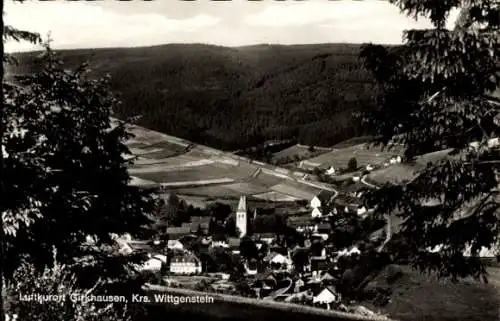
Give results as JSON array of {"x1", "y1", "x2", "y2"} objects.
[
  {"x1": 294, "y1": 278, "x2": 305, "y2": 293},
  {"x1": 389, "y1": 156, "x2": 402, "y2": 164},
  {"x1": 336, "y1": 246, "x2": 361, "y2": 259},
  {"x1": 117, "y1": 241, "x2": 133, "y2": 255},
  {"x1": 311, "y1": 207, "x2": 323, "y2": 218},
  {"x1": 139, "y1": 257, "x2": 162, "y2": 272},
  {"x1": 190, "y1": 216, "x2": 211, "y2": 235},
  {"x1": 244, "y1": 260, "x2": 258, "y2": 276},
  {"x1": 320, "y1": 272, "x2": 335, "y2": 284},
  {"x1": 228, "y1": 237, "x2": 241, "y2": 254},
  {"x1": 167, "y1": 239, "x2": 184, "y2": 250},
  {"x1": 325, "y1": 166, "x2": 336, "y2": 176},
  {"x1": 264, "y1": 252, "x2": 293, "y2": 271},
  {"x1": 310, "y1": 190, "x2": 335, "y2": 209},
  {"x1": 287, "y1": 214, "x2": 315, "y2": 232},
  {"x1": 313, "y1": 286, "x2": 341, "y2": 310},
  {"x1": 356, "y1": 206, "x2": 367, "y2": 216},
  {"x1": 254, "y1": 232, "x2": 275, "y2": 244},
  {"x1": 169, "y1": 251, "x2": 202, "y2": 275}
]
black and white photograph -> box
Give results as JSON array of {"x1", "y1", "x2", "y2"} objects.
[{"x1": 1, "y1": 0, "x2": 499, "y2": 320}]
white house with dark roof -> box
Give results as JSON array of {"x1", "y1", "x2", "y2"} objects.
[
  {"x1": 264, "y1": 252, "x2": 293, "y2": 271},
  {"x1": 326, "y1": 166, "x2": 336, "y2": 176},
  {"x1": 313, "y1": 286, "x2": 341, "y2": 310},
  {"x1": 310, "y1": 190, "x2": 335, "y2": 209},
  {"x1": 169, "y1": 251, "x2": 202, "y2": 275}
]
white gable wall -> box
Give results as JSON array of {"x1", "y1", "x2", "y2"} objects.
[{"x1": 310, "y1": 196, "x2": 321, "y2": 208}]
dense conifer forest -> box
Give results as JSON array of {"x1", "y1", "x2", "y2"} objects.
[{"x1": 11, "y1": 43, "x2": 382, "y2": 150}]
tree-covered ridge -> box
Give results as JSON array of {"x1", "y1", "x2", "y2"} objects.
[{"x1": 12, "y1": 43, "x2": 380, "y2": 150}]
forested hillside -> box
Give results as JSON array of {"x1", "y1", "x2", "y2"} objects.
[{"x1": 12, "y1": 43, "x2": 382, "y2": 150}]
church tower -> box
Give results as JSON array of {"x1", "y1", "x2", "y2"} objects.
[{"x1": 236, "y1": 195, "x2": 247, "y2": 238}]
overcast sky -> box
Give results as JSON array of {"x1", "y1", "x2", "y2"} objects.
[{"x1": 5, "y1": 0, "x2": 459, "y2": 52}]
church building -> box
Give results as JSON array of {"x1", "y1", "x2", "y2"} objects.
[{"x1": 236, "y1": 195, "x2": 247, "y2": 238}]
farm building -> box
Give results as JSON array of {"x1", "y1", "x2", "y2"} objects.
[{"x1": 169, "y1": 251, "x2": 202, "y2": 275}]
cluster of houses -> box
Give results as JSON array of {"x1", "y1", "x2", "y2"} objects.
[
  {"x1": 113, "y1": 186, "x2": 382, "y2": 311},
  {"x1": 323, "y1": 154, "x2": 402, "y2": 179}
]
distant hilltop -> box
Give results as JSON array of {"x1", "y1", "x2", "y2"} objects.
[{"x1": 10, "y1": 43, "x2": 379, "y2": 151}]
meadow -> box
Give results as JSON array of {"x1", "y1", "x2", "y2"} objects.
[
  {"x1": 124, "y1": 123, "x2": 332, "y2": 203},
  {"x1": 363, "y1": 265, "x2": 500, "y2": 321},
  {"x1": 298, "y1": 143, "x2": 403, "y2": 170},
  {"x1": 271, "y1": 144, "x2": 333, "y2": 164},
  {"x1": 366, "y1": 148, "x2": 456, "y2": 185}
]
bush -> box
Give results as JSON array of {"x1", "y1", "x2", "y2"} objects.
[
  {"x1": 385, "y1": 265, "x2": 404, "y2": 284},
  {"x1": 5, "y1": 262, "x2": 137, "y2": 321},
  {"x1": 347, "y1": 157, "x2": 358, "y2": 171}
]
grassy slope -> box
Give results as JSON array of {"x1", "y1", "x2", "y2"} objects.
[
  {"x1": 364, "y1": 265, "x2": 500, "y2": 321},
  {"x1": 366, "y1": 148, "x2": 457, "y2": 185},
  {"x1": 12, "y1": 43, "x2": 379, "y2": 150}
]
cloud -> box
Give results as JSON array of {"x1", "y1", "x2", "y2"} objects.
[
  {"x1": 244, "y1": 1, "x2": 459, "y2": 30},
  {"x1": 4, "y1": 0, "x2": 461, "y2": 51},
  {"x1": 4, "y1": 1, "x2": 220, "y2": 52},
  {"x1": 243, "y1": 1, "x2": 460, "y2": 44}
]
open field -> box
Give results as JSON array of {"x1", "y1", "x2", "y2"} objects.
[
  {"x1": 366, "y1": 148, "x2": 456, "y2": 185},
  {"x1": 168, "y1": 185, "x2": 253, "y2": 199},
  {"x1": 363, "y1": 265, "x2": 500, "y2": 321},
  {"x1": 270, "y1": 183, "x2": 320, "y2": 200},
  {"x1": 123, "y1": 121, "x2": 333, "y2": 202},
  {"x1": 300, "y1": 144, "x2": 403, "y2": 170},
  {"x1": 332, "y1": 136, "x2": 375, "y2": 149},
  {"x1": 248, "y1": 172, "x2": 286, "y2": 187},
  {"x1": 223, "y1": 182, "x2": 270, "y2": 195},
  {"x1": 253, "y1": 191, "x2": 300, "y2": 202},
  {"x1": 131, "y1": 165, "x2": 236, "y2": 182},
  {"x1": 271, "y1": 144, "x2": 332, "y2": 163}
]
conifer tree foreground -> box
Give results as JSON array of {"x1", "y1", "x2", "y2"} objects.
[
  {"x1": 3, "y1": 45, "x2": 156, "y2": 280},
  {"x1": 360, "y1": 1, "x2": 500, "y2": 280},
  {"x1": 1, "y1": 6, "x2": 156, "y2": 317}
]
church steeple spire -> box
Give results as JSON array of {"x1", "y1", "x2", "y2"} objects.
[{"x1": 236, "y1": 195, "x2": 247, "y2": 238}]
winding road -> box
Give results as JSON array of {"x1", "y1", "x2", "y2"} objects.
[{"x1": 262, "y1": 277, "x2": 293, "y2": 301}]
